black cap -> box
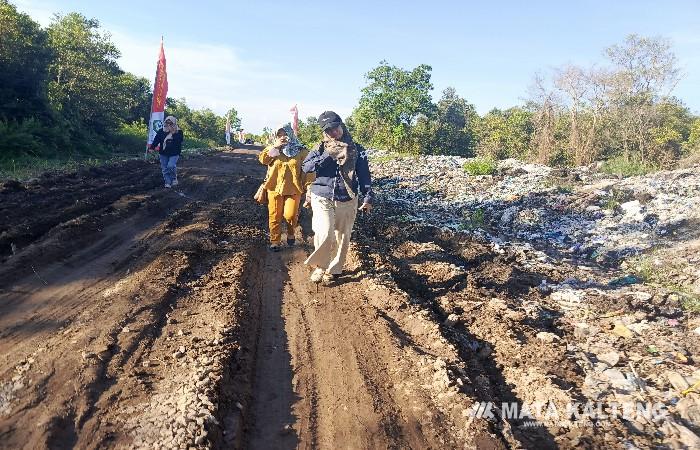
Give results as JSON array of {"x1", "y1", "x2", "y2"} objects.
[{"x1": 318, "y1": 111, "x2": 343, "y2": 131}]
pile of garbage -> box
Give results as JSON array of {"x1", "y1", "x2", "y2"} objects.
[
  {"x1": 370, "y1": 151, "x2": 700, "y2": 270},
  {"x1": 368, "y1": 151, "x2": 700, "y2": 447}
]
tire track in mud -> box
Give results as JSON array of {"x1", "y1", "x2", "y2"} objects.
[
  {"x1": 0, "y1": 150, "x2": 269, "y2": 449},
  {"x1": 288, "y1": 306, "x2": 321, "y2": 449},
  {"x1": 0, "y1": 160, "x2": 163, "y2": 260},
  {"x1": 81, "y1": 168, "x2": 270, "y2": 448},
  {"x1": 237, "y1": 238, "x2": 505, "y2": 449}
]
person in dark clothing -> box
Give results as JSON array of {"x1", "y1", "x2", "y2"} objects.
[
  {"x1": 149, "y1": 115, "x2": 184, "y2": 188},
  {"x1": 302, "y1": 111, "x2": 374, "y2": 285}
]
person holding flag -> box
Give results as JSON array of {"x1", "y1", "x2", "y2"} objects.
[
  {"x1": 150, "y1": 116, "x2": 183, "y2": 188},
  {"x1": 290, "y1": 104, "x2": 299, "y2": 135},
  {"x1": 145, "y1": 38, "x2": 184, "y2": 188},
  {"x1": 147, "y1": 38, "x2": 168, "y2": 155}
]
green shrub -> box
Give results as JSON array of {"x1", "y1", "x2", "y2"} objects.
[
  {"x1": 112, "y1": 121, "x2": 148, "y2": 154},
  {"x1": 600, "y1": 155, "x2": 657, "y2": 177},
  {"x1": 602, "y1": 197, "x2": 619, "y2": 210},
  {"x1": 556, "y1": 184, "x2": 574, "y2": 194},
  {"x1": 629, "y1": 255, "x2": 656, "y2": 283},
  {"x1": 601, "y1": 189, "x2": 626, "y2": 210},
  {"x1": 370, "y1": 152, "x2": 399, "y2": 165},
  {"x1": 463, "y1": 157, "x2": 496, "y2": 175},
  {"x1": 681, "y1": 294, "x2": 700, "y2": 313},
  {"x1": 544, "y1": 179, "x2": 575, "y2": 194},
  {"x1": 183, "y1": 136, "x2": 213, "y2": 150},
  {"x1": 0, "y1": 119, "x2": 43, "y2": 158}
]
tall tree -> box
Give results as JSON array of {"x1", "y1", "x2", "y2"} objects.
[
  {"x1": 604, "y1": 35, "x2": 682, "y2": 163},
  {"x1": 425, "y1": 87, "x2": 478, "y2": 156},
  {"x1": 474, "y1": 108, "x2": 533, "y2": 160},
  {"x1": 188, "y1": 108, "x2": 221, "y2": 142},
  {"x1": 352, "y1": 61, "x2": 434, "y2": 152},
  {"x1": 684, "y1": 118, "x2": 700, "y2": 155},
  {"x1": 119, "y1": 72, "x2": 152, "y2": 125},
  {"x1": 528, "y1": 34, "x2": 687, "y2": 167},
  {"x1": 0, "y1": 1, "x2": 52, "y2": 121},
  {"x1": 47, "y1": 12, "x2": 124, "y2": 138},
  {"x1": 165, "y1": 97, "x2": 193, "y2": 125}
]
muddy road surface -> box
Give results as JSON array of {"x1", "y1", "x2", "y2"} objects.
[
  {"x1": 0, "y1": 149, "x2": 680, "y2": 449},
  {"x1": 0, "y1": 150, "x2": 496, "y2": 449}
]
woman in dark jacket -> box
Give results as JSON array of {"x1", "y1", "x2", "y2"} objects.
[
  {"x1": 302, "y1": 111, "x2": 373, "y2": 285},
  {"x1": 149, "y1": 115, "x2": 183, "y2": 188}
]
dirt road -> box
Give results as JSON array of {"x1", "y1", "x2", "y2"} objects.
[
  {"x1": 2, "y1": 148, "x2": 675, "y2": 449},
  {"x1": 0, "y1": 150, "x2": 500, "y2": 449}
]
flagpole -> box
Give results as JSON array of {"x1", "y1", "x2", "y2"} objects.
[
  {"x1": 145, "y1": 37, "x2": 162, "y2": 159},
  {"x1": 290, "y1": 104, "x2": 299, "y2": 137}
]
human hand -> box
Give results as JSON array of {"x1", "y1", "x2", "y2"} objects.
[
  {"x1": 273, "y1": 136, "x2": 289, "y2": 149},
  {"x1": 303, "y1": 195, "x2": 311, "y2": 208},
  {"x1": 358, "y1": 202, "x2": 372, "y2": 212},
  {"x1": 268, "y1": 147, "x2": 280, "y2": 158}
]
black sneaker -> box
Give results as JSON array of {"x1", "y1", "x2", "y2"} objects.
[
  {"x1": 269, "y1": 244, "x2": 281, "y2": 252},
  {"x1": 287, "y1": 238, "x2": 296, "y2": 246}
]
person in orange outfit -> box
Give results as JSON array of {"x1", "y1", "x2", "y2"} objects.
[{"x1": 259, "y1": 124, "x2": 312, "y2": 251}]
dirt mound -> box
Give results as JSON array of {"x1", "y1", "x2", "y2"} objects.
[{"x1": 352, "y1": 183, "x2": 700, "y2": 449}]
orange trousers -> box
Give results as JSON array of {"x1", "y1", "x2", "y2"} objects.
[{"x1": 267, "y1": 191, "x2": 302, "y2": 244}]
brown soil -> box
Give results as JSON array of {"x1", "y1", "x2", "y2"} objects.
[{"x1": 0, "y1": 149, "x2": 682, "y2": 449}]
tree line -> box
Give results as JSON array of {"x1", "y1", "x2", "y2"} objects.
[
  {"x1": 345, "y1": 35, "x2": 700, "y2": 174},
  {"x1": 0, "y1": 0, "x2": 239, "y2": 163},
  {"x1": 3, "y1": 0, "x2": 699, "y2": 175}
]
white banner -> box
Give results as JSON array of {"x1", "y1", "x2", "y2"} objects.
[{"x1": 148, "y1": 112, "x2": 165, "y2": 145}]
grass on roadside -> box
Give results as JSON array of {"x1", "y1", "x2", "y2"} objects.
[
  {"x1": 0, "y1": 155, "x2": 122, "y2": 180},
  {"x1": 0, "y1": 147, "x2": 218, "y2": 181},
  {"x1": 0, "y1": 120, "x2": 221, "y2": 181},
  {"x1": 115, "y1": 122, "x2": 214, "y2": 151}
]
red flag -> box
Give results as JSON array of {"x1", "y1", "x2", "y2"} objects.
[
  {"x1": 147, "y1": 39, "x2": 168, "y2": 149},
  {"x1": 290, "y1": 104, "x2": 299, "y2": 136}
]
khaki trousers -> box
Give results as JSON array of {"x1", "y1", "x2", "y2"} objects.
[
  {"x1": 267, "y1": 191, "x2": 301, "y2": 244},
  {"x1": 305, "y1": 193, "x2": 358, "y2": 274}
]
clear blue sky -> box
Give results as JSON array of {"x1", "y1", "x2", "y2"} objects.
[{"x1": 14, "y1": 0, "x2": 700, "y2": 133}]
